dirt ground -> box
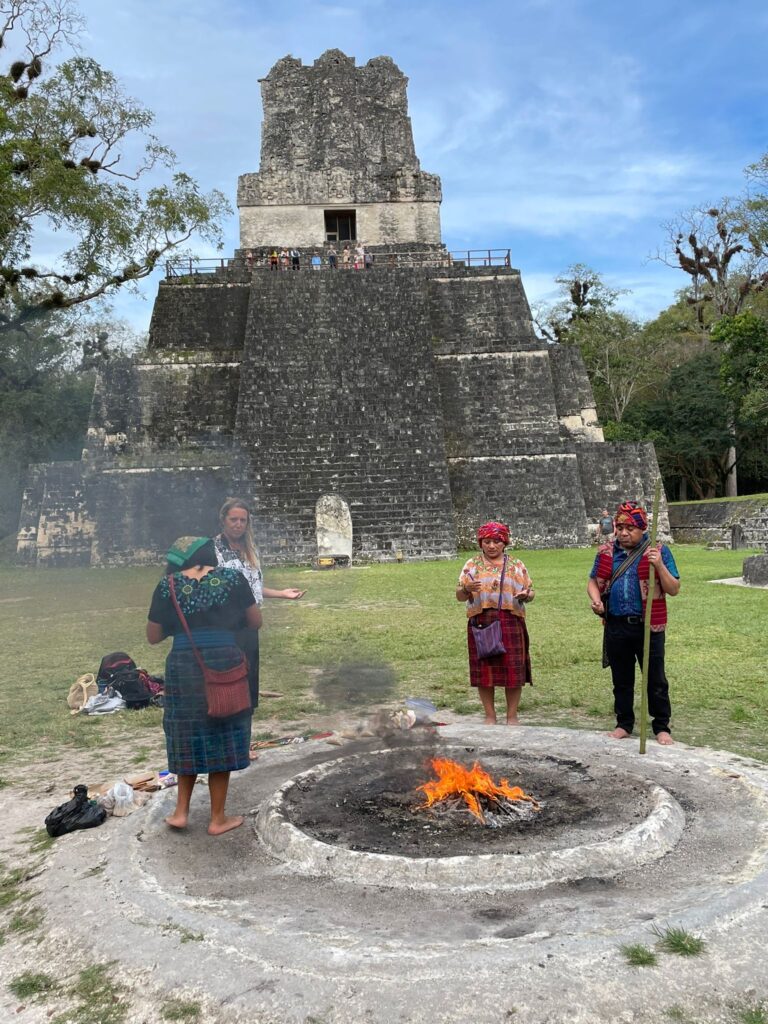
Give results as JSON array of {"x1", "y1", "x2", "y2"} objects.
[{"x1": 0, "y1": 707, "x2": 463, "y2": 1023}]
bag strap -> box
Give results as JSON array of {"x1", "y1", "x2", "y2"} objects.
[
  {"x1": 497, "y1": 556, "x2": 507, "y2": 611},
  {"x1": 602, "y1": 539, "x2": 651, "y2": 615},
  {"x1": 168, "y1": 575, "x2": 209, "y2": 678}
]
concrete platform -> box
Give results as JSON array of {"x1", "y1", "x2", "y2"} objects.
[{"x1": 41, "y1": 726, "x2": 768, "y2": 1023}]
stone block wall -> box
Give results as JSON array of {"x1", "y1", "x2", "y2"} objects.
[
  {"x1": 87, "y1": 464, "x2": 233, "y2": 567},
  {"x1": 148, "y1": 283, "x2": 250, "y2": 352},
  {"x1": 85, "y1": 356, "x2": 241, "y2": 456},
  {"x1": 16, "y1": 462, "x2": 92, "y2": 567},
  {"x1": 238, "y1": 50, "x2": 442, "y2": 247},
  {"x1": 548, "y1": 345, "x2": 604, "y2": 441},
  {"x1": 669, "y1": 498, "x2": 768, "y2": 549},
  {"x1": 448, "y1": 454, "x2": 591, "y2": 548},
  {"x1": 429, "y1": 271, "x2": 539, "y2": 355},
  {"x1": 436, "y1": 352, "x2": 562, "y2": 458},
  {"x1": 576, "y1": 443, "x2": 671, "y2": 539},
  {"x1": 234, "y1": 268, "x2": 455, "y2": 562},
  {"x1": 239, "y1": 201, "x2": 442, "y2": 249}
]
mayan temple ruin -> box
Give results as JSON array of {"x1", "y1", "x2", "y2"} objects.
[{"x1": 17, "y1": 49, "x2": 667, "y2": 567}]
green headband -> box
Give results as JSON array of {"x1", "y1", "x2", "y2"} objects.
[{"x1": 166, "y1": 536, "x2": 210, "y2": 567}]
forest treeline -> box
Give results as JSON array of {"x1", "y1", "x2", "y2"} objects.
[{"x1": 535, "y1": 155, "x2": 768, "y2": 501}]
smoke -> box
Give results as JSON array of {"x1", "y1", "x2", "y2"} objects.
[{"x1": 313, "y1": 661, "x2": 397, "y2": 710}]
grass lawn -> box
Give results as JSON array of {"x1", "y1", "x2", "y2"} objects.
[{"x1": 0, "y1": 546, "x2": 766, "y2": 765}]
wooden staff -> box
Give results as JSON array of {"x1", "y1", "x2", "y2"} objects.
[{"x1": 639, "y1": 478, "x2": 662, "y2": 754}]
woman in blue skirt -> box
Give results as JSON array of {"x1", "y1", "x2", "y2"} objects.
[{"x1": 147, "y1": 536, "x2": 262, "y2": 835}]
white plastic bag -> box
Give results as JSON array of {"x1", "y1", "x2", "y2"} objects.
[{"x1": 109, "y1": 782, "x2": 135, "y2": 817}]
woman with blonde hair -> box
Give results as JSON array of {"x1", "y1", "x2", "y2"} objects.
[{"x1": 214, "y1": 498, "x2": 305, "y2": 707}]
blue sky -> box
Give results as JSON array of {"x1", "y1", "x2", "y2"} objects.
[{"x1": 74, "y1": 0, "x2": 768, "y2": 332}]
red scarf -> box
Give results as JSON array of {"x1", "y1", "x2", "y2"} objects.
[{"x1": 594, "y1": 544, "x2": 668, "y2": 631}]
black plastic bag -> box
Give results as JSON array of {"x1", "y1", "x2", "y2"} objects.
[{"x1": 45, "y1": 784, "x2": 107, "y2": 837}]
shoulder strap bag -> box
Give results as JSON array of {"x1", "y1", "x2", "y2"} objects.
[
  {"x1": 469, "y1": 556, "x2": 508, "y2": 659},
  {"x1": 168, "y1": 575, "x2": 251, "y2": 718},
  {"x1": 600, "y1": 539, "x2": 650, "y2": 668}
]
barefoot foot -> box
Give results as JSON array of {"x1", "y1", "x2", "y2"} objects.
[
  {"x1": 607, "y1": 727, "x2": 631, "y2": 740},
  {"x1": 164, "y1": 813, "x2": 188, "y2": 830},
  {"x1": 506, "y1": 716, "x2": 520, "y2": 726},
  {"x1": 656, "y1": 731, "x2": 674, "y2": 746},
  {"x1": 483, "y1": 716, "x2": 498, "y2": 725},
  {"x1": 207, "y1": 815, "x2": 244, "y2": 836}
]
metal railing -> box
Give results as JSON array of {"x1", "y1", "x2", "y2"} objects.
[{"x1": 165, "y1": 248, "x2": 511, "y2": 278}]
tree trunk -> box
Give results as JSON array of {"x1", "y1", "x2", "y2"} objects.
[
  {"x1": 725, "y1": 410, "x2": 738, "y2": 497},
  {"x1": 725, "y1": 445, "x2": 738, "y2": 497}
]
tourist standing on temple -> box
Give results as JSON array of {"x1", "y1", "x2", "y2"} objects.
[
  {"x1": 290, "y1": 247, "x2": 300, "y2": 271},
  {"x1": 456, "y1": 521, "x2": 534, "y2": 725},
  {"x1": 269, "y1": 249, "x2": 279, "y2": 271},
  {"x1": 146, "y1": 537, "x2": 261, "y2": 834},
  {"x1": 587, "y1": 500, "x2": 679, "y2": 745},
  {"x1": 279, "y1": 247, "x2": 289, "y2": 270},
  {"x1": 214, "y1": 498, "x2": 306, "y2": 709},
  {"x1": 342, "y1": 244, "x2": 351, "y2": 269},
  {"x1": 354, "y1": 243, "x2": 365, "y2": 270},
  {"x1": 328, "y1": 245, "x2": 337, "y2": 269}
]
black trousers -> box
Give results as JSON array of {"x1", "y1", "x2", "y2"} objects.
[
  {"x1": 604, "y1": 619, "x2": 672, "y2": 735},
  {"x1": 235, "y1": 628, "x2": 260, "y2": 709}
]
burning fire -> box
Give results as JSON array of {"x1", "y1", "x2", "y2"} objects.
[{"x1": 416, "y1": 757, "x2": 540, "y2": 823}]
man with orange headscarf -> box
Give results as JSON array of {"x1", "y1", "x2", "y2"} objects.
[{"x1": 587, "y1": 501, "x2": 680, "y2": 745}]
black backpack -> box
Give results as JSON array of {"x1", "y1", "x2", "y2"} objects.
[{"x1": 97, "y1": 652, "x2": 151, "y2": 709}]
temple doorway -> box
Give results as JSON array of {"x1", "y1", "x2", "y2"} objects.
[{"x1": 324, "y1": 209, "x2": 356, "y2": 243}]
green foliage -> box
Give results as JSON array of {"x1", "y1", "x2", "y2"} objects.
[
  {"x1": 569, "y1": 309, "x2": 664, "y2": 423},
  {"x1": 8, "y1": 905, "x2": 43, "y2": 934},
  {"x1": 653, "y1": 925, "x2": 707, "y2": 957},
  {"x1": 712, "y1": 312, "x2": 768, "y2": 428},
  {"x1": 7, "y1": 970, "x2": 59, "y2": 998},
  {"x1": 0, "y1": 2, "x2": 230, "y2": 334},
  {"x1": 621, "y1": 351, "x2": 733, "y2": 499},
  {"x1": 535, "y1": 263, "x2": 624, "y2": 343},
  {"x1": 0, "y1": 319, "x2": 94, "y2": 535},
  {"x1": 161, "y1": 999, "x2": 203, "y2": 1022},
  {"x1": 51, "y1": 963, "x2": 129, "y2": 1024},
  {"x1": 738, "y1": 1004, "x2": 768, "y2": 1024},
  {"x1": 621, "y1": 943, "x2": 658, "y2": 966}
]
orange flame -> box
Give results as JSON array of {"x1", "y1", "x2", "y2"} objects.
[{"x1": 416, "y1": 757, "x2": 539, "y2": 822}]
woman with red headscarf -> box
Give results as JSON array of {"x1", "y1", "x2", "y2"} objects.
[{"x1": 456, "y1": 521, "x2": 534, "y2": 724}]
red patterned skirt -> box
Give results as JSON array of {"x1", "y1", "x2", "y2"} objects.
[{"x1": 467, "y1": 610, "x2": 532, "y2": 689}]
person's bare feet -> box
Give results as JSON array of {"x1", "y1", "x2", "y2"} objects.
[
  {"x1": 656, "y1": 731, "x2": 674, "y2": 746},
  {"x1": 164, "y1": 813, "x2": 188, "y2": 829},
  {"x1": 506, "y1": 716, "x2": 520, "y2": 726},
  {"x1": 207, "y1": 815, "x2": 244, "y2": 836},
  {"x1": 483, "y1": 716, "x2": 498, "y2": 725},
  {"x1": 607, "y1": 727, "x2": 631, "y2": 739}
]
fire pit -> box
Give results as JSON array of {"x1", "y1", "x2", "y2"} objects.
[{"x1": 256, "y1": 745, "x2": 685, "y2": 891}]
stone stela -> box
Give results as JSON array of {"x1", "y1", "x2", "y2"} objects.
[{"x1": 17, "y1": 49, "x2": 668, "y2": 567}]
